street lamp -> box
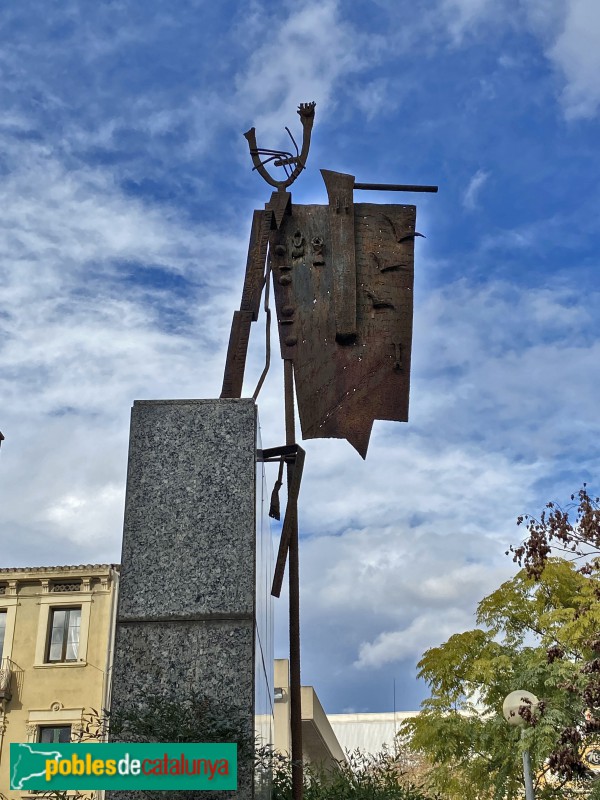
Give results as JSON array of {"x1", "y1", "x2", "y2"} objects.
[{"x1": 503, "y1": 690, "x2": 538, "y2": 800}]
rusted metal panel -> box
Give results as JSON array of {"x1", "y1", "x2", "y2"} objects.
[
  {"x1": 271, "y1": 177, "x2": 416, "y2": 457},
  {"x1": 222, "y1": 209, "x2": 271, "y2": 398},
  {"x1": 321, "y1": 170, "x2": 357, "y2": 343},
  {"x1": 225, "y1": 102, "x2": 432, "y2": 453},
  {"x1": 240, "y1": 210, "x2": 270, "y2": 320},
  {"x1": 269, "y1": 226, "x2": 297, "y2": 361},
  {"x1": 220, "y1": 310, "x2": 254, "y2": 398}
]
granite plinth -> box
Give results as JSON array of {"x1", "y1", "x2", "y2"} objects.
[
  {"x1": 119, "y1": 399, "x2": 256, "y2": 619},
  {"x1": 108, "y1": 399, "x2": 257, "y2": 800}
]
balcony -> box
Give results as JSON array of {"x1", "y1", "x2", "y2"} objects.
[{"x1": 0, "y1": 657, "x2": 13, "y2": 702}]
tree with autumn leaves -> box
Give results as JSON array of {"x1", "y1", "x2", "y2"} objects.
[{"x1": 401, "y1": 486, "x2": 600, "y2": 799}]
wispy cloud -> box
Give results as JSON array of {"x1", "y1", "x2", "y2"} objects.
[
  {"x1": 421, "y1": 0, "x2": 600, "y2": 120},
  {"x1": 232, "y1": 0, "x2": 384, "y2": 142},
  {"x1": 355, "y1": 609, "x2": 476, "y2": 668},
  {"x1": 463, "y1": 168, "x2": 489, "y2": 209},
  {"x1": 439, "y1": 0, "x2": 499, "y2": 43},
  {"x1": 547, "y1": 0, "x2": 600, "y2": 119}
]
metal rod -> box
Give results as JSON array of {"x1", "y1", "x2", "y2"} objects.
[
  {"x1": 284, "y1": 359, "x2": 303, "y2": 800},
  {"x1": 270, "y1": 446, "x2": 305, "y2": 599},
  {"x1": 354, "y1": 182, "x2": 438, "y2": 193},
  {"x1": 521, "y1": 730, "x2": 535, "y2": 800},
  {"x1": 289, "y1": 507, "x2": 302, "y2": 800},
  {"x1": 252, "y1": 261, "x2": 272, "y2": 401}
]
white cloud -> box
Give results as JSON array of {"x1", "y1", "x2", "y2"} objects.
[
  {"x1": 355, "y1": 609, "x2": 475, "y2": 668},
  {"x1": 0, "y1": 137, "x2": 253, "y2": 563},
  {"x1": 233, "y1": 0, "x2": 382, "y2": 143},
  {"x1": 522, "y1": 0, "x2": 567, "y2": 40},
  {"x1": 440, "y1": 0, "x2": 498, "y2": 42},
  {"x1": 547, "y1": 0, "x2": 600, "y2": 119},
  {"x1": 352, "y1": 78, "x2": 396, "y2": 121},
  {"x1": 428, "y1": 0, "x2": 600, "y2": 120},
  {"x1": 463, "y1": 168, "x2": 489, "y2": 210},
  {"x1": 0, "y1": 148, "x2": 208, "y2": 276}
]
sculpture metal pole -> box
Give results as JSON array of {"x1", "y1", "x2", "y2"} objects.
[{"x1": 284, "y1": 359, "x2": 303, "y2": 800}]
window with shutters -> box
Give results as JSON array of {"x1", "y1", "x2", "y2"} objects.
[{"x1": 45, "y1": 607, "x2": 81, "y2": 663}]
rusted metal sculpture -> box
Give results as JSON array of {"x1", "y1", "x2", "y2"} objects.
[
  {"x1": 270, "y1": 169, "x2": 421, "y2": 457},
  {"x1": 222, "y1": 103, "x2": 436, "y2": 456},
  {"x1": 221, "y1": 103, "x2": 435, "y2": 800}
]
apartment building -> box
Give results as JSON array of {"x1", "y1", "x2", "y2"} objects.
[{"x1": 0, "y1": 564, "x2": 119, "y2": 797}]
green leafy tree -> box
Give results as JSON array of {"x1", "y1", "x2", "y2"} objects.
[{"x1": 401, "y1": 559, "x2": 600, "y2": 799}]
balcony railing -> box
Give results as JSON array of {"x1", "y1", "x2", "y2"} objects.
[{"x1": 0, "y1": 657, "x2": 13, "y2": 701}]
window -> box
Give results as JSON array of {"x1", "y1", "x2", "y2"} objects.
[
  {"x1": 39, "y1": 725, "x2": 71, "y2": 744},
  {"x1": 46, "y1": 607, "x2": 81, "y2": 662},
  {"x1": 0, "y1": 610, "x2": 6, "y2": 657}
]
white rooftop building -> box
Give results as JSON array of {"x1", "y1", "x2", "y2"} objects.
[{"x1": 327, "y1": 711, "x2": 419, "y2": 757}]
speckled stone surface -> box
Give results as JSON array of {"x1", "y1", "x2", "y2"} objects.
[
  {"x1": 108, "y1": 399, "x2": 257, "y2": 800},
  {"x1": 119, "y1": 399, "x2": 256, "y2": 618}
]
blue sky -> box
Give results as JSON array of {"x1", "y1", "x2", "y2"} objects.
[{"x1": 1, "y1": 0, "x2": 599, "y2": 714}]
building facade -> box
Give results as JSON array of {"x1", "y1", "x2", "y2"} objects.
[
  {"x1": 273, "y1": 659, "x2": 346, "y2": 769},
  {"x1": 327, "y1": 711, "x2": 418, "y2": 756},
  {"x1": 0, "y1": 564, "x2": 119, "y2": 798}
]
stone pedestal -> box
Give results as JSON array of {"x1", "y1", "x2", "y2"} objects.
[{"x1": 108, "y1": 399, "x2": 259, "y2": 799}]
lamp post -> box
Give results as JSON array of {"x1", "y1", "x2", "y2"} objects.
[{"x1": 503, "y1": 690, "x2": 538, "y2": 800}]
